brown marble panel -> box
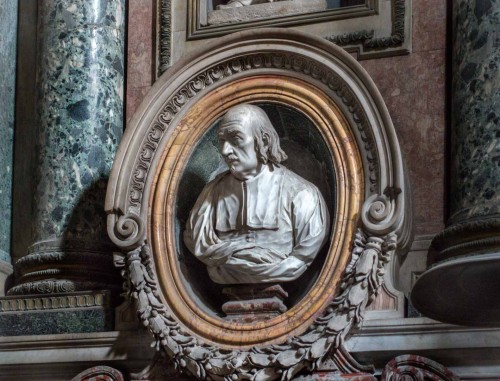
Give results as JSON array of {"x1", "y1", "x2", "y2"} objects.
[
  {"x1": 361, "y1": 51, "x2": 446, "y2": 236},
  {"x1": 412, "y1": 0, "x2": 447, "y2": 53},
  {"x1": 126, "y1": 0, "x2": 154, "y2": 124},
  {"x1": 126, "y1": 85, "x2": 151, "y2": 126},
  {"x1": 360, "y1": 0, "x2": 447, "y2": 236}
]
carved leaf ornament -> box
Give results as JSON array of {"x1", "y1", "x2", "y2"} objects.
[{"x1": 106, "y1": 29, "x2": 410, "y2": 380}]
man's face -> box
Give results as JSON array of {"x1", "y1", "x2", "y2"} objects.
[{"x1": 218, "y1": 115, "x2": 261, "y2": 180}]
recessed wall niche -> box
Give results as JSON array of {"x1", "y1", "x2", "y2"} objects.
[{"x1": 175, "y1": 103, "x2": 337, "y2": 317}]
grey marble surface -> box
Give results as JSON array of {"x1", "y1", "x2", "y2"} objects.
[
  {"x1": 0, "y1": 2, "x2": 18, "y2": 264},
  {"x1": 0, "y1": 308, "x2": 112, "y2": 336},
  {"x1": 450, "y1": 0, "x2": 500, "y2": 223},
  {"x1": 33, "y1": 0, "x2": 124, "y2": 245},
  {"x1": 7, "y1": 0, "x2": 125, "y2": 295}
]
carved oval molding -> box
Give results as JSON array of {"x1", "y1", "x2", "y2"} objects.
[
  {"x1": 151, "y1": 75, "x2": 363, "y2": 346},
  {"x1": 106, "y1": 28, "x2": 410, "y2": 380}
]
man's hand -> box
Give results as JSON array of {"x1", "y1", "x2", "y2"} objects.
[
  {"x1": 205, "y1": 242, "x2": 255, "y2": 266},
  {"x1": 232, "y1": 246, "x2": 286, "y2": 264}
]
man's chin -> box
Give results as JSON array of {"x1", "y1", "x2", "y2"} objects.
[{"x1": 229, "y1": 166, "x2": 242, "y2": 175}]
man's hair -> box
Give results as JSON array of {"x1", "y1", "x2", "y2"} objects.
[{"x1": 220, "y1": 104, "x2": 288, "y2": 164}]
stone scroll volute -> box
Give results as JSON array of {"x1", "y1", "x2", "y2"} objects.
[{"x1": 105, "y1": 29, "x2": 411, "y2": 380}]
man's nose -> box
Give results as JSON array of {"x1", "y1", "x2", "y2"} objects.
[{"x1": 221, "y1": 141, "x2": 233, "y2": 156}]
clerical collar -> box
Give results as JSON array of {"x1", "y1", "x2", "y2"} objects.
[{"x1": 215, "y1": 164, "x2": 284, "y2": 232}]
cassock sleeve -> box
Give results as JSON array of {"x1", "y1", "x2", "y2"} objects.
[
  {"x1": 183, "y1": 178, "x2": 247, "y2": 267},
  {"x1": 290, "y1": 186, "x2": 330, "y2": 267}
]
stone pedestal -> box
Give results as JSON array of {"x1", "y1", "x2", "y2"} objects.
[
  {"x1": 412, "y1": 0, "x2": 500, "y2": 326},
  {"x1": 0, "y1": 291, "x2": 113, "y2": 336},
  {"x1": 222, "y1": 284, "x2": 288, "y2": 322},
  {"x1": 0, "y1": 1, "x2": 18, "y2": 295}
]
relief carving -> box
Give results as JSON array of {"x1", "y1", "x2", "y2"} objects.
[
  {"x1": 107, "y1": 29, "x2": 411, "y2": 381},
  {"x1": 115, "y1": 230, "x2": 396, "y2": 380}
]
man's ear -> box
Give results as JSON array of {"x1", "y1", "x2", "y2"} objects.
[{"x1": 262, "y1": 133, "x2": 270, "y2": 150}]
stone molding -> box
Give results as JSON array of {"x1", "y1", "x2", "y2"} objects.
[
  {"x1": 157, "y1": 0, "x2": 172, "y2": 76},
  {"x1": 7, "y1": 239, "x2": 121, "y2": 296},
  {"x1": 2, "y1": 324, "x2": 500, "y2": 379},
  {"x1": 106, "y1": 29, "x2": 411, "y2": 380},
  {"x1": 428, "y1": 216, "x2": 500, "y2": 264},
  {"x1": 207, "y1": 0, "x2": 337, "y2": 26},
  {"x1": 0, "y1": 291, "x2": 109, "y2": 313},
  {"x1": 381, "y1": 355, "x2": 459, "y2": 381},
  {"x1": 157, "y1": 0, "x2": 412, "y2": 75},
  {"x1": 177, "y1": 0, "x2": 411, "y2": 67},
  {"x1": 0, "y1": 290, "x2": 114, "y2": 336},
  {"x1": 326, "y1": 0, "x2": 406, "y2": 50},
  {"x1": 187, "y1": 0, "x2": 377, "y2": 39}
]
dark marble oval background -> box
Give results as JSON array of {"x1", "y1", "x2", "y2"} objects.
[{"x1": 175, "y1": 104, "x2": 336, "y2": 317}]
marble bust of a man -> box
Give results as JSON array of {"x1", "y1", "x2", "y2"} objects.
[{"x1": 184, "y1": 104, "x2": 329, "y2": 284}]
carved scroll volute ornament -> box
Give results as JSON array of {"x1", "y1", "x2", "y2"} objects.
[
  {"x1": 107, "y1": 211, "x2": 145, "y2": 250},
  {"x1": 106, "y1": 28, "x2": 411, "y2": 380},
  {"x1": 72, "y1": 366, "x2": 124, "y2": 381},
  {"x1": 381, "y1": 355, "x2": 460, "y2": 381}
]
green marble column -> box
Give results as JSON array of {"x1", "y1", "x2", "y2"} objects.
[
  {"x1": 412, "y1": 0, "x2": 500, "y2": 326},
  {"x1": 8, "y1": 0, "x2": 125, "y2": 296},
  {"x1": 0, "y1": 1, "x2": 18, "y2": 294}
]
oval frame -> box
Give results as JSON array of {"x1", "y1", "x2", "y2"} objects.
[
  {"x1": 106, "y1": 28, "x2": 410, "y2": 380},
  {"x1": 152, "y1": 75, "x2": 362, "y2": 347}
]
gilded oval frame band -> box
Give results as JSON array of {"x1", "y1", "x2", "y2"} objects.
[{"x1": 151, "y1": 75, "x2": 363, "y2": 347}]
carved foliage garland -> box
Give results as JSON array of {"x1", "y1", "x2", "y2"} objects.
[
  {"x1": 326, "y1": 0, "x2": 406, "y2": 49},
  {"x1": 115, "y1": 230, "x2": 396, "y2": 381}
]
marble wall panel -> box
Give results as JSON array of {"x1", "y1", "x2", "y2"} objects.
[
  {"x1": 412, "y1": 0, "x2": 447, "y2": 53},
  {"x1": 126, "y1": 0, "x2": 155, "y2": 124},
  {"x1": 0, "y1": 1, "x2": 18, "y2": 263},
  {"x1": 361, "y1": 0, "x2": 447, "y2": 236}
]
